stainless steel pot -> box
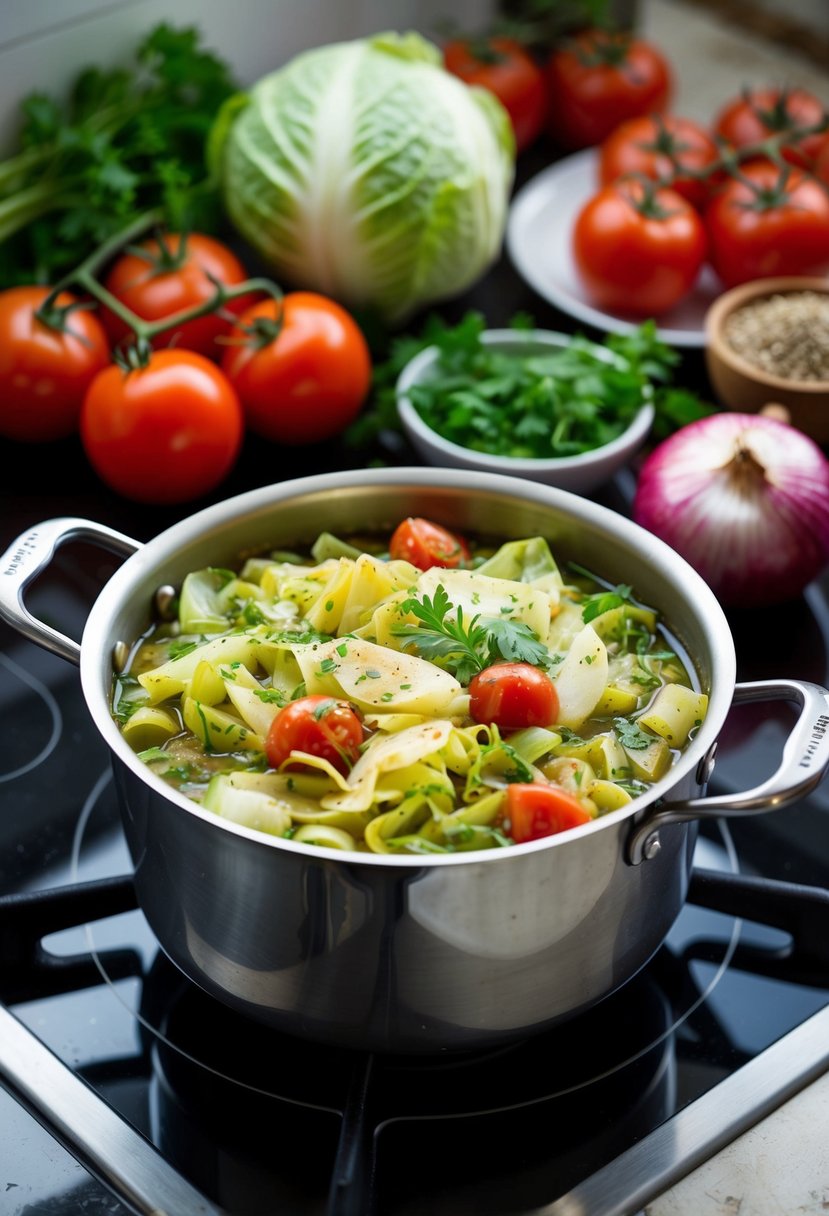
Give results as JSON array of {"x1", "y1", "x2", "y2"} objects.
[{"x1": 3, "y1": 468, "x2": 829, "y2": 1054}]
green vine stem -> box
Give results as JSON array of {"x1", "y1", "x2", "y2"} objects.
[{"x1": 36, "y1": 208, "x2": 283, "y2": 360}]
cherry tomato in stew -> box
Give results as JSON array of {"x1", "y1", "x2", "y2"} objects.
[
  {"x1": 704, "y1": 159, "x2": 829, "y2": 288},
  {"x1": 713, "y1": 87, "x2": 828, "y2": 169},
  {"x1": 388, "y1": 518, "x2": 471, "y2": 571},
  {"x1": 443, "y1": 35, "x2": 546, "y2": 153},
  {"x1": 80, "y1": 350, "x2": 244, "y2": 504},
  {"x1": 505, "y1": 783, "x2": 593, "y2": 844},
  {"x1": 598, "y1": 114, "x2": 720, "y2": 210},
  {"x1": 265, "y1": 695, "x2": 365, "y2": 775},
  {"x1": 469, "y1": 663, "x2": 559, "y2": 730},
  {"x1": 572, "y1": 177, "x2": 707, "y2": 315},
  {"x1": 544, "y1": 28, "x2": 673, "y2": 152},
  {"x1": 100, "y1": 232, "x2": 254, "y2": 359},
  {"x1": 220, "y1": 293, "x2": 372, "y2": 444},
  {"x1": 0, "y1": 286, "x2": 110, "y2": 442}
]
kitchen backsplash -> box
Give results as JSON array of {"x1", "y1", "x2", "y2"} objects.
[{"x1": 0, "y1": 0, "x2": 497, "y2": 151}]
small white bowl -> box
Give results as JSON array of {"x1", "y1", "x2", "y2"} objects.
[{"x1": 396, "y1": 328, "x2": 654, "y2": 494}]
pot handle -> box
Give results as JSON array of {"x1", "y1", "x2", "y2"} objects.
[
  {"x1": 627, "y1": 678, "x2": 829, "y2": 865},
  {"x1": 0, "y1": 517, "x2": 140, "y2": 667}
]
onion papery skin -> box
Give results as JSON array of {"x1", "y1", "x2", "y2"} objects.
[{"x1": 632, "y1": 412, "x2": 829, "y2": 608}]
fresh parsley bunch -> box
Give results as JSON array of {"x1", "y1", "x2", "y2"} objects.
[
  {"x1": 0, "y1": 24, "x2": 238, "y2": 286},
  {"x1": 346, "y1": 311, "x2": 714, "y2": 453}
]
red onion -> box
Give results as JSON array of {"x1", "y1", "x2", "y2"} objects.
[{"x1": 632, "y1": 412, "x2": 829, "y2": 608}]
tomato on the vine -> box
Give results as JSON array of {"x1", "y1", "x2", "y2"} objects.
[
  {"x1": 100, "y1": 232, "x2": 254, "y2": 359},
  {"x1": 469, "y1": 663, "x2": 559, "y2": 730},
  {"x1": 704, "y1": 159, "x2": 829, "y2": 289},
  {"x1": 265, "y1": 695, "x2": 364, "y2": 776},
  {"x1": 572, "y1": 177, "x2": 707, "y2": 315},
  {"x1": 713, "y1": 87, "x2": 828, "y2": 169},
  {"x1": 443, "y1": 35, "x2": 546, "y2": 153},
  {"x1": 0, "y1": 286, "x2": 111, "y2": 442},
  {"x1": 544, "y1": 28, "x2": 673, "y2": 152},
  {"x1": 80, "y1": 350, "x2": 244, "y2": 504},
  {"x1": 814, "y1": 134, "x2": 829, "y2": 189},
  {"x1": 388, "y1": 518, "x2": 471, "y2": 571},
  {"x1": 504, "y1": 783, "x2": 592, "y2": 844},
  {"x1": 220, "y1": 292, "x2": 372, "y2": 444},
  {"x1": 598, "y1": 114, "x2": 720, "y2": 210}
]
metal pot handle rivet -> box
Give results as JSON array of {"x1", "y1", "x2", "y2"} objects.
[{"x1": 627, "y1": 678, "x2": 829, "y2": 865}]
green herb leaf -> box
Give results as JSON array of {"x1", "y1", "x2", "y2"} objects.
[
  {"x1": 614, "y1": 718, "x2": 653, "y2": 750},
  {"x1": 393, "y1": 584, "x2": 550, "y2": 683}
]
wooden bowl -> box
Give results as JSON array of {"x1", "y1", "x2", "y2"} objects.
[{"x1": 704, "y1": 276, "x2": 829, "y2": 445}]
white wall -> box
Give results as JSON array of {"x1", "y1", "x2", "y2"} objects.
[{"x1": 0, "y1": 0, "x2": 497, "y2": 152}]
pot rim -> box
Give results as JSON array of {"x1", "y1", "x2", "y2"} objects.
[{"x1": 80, "y1": 467, "x2": 736, "y2": 867}]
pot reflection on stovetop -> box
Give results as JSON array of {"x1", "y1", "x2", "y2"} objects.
[{"x1": 142, "y1": 949, "x2": 675, "y2": 1216}]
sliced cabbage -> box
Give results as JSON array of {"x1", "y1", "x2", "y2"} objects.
[
  {"x1": 137, "y1": 632, "x2": 265, "y2": 704},
  {"x1": 475, "y1": 538, "x2": 563, "y2": 600},
  {"x1": 320, "y1": 720, "x2": 454, "y2": 812},
  {"x1": 294, "y1": 637, "x2": 461, "y2": 714},
  {"x1": 552, "y1": 624, "x2": 609, "y2": 730}
]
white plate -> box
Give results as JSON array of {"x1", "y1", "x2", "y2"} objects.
[{"x1": 506, "y1": 149, "x2": 722, "y2": 348}]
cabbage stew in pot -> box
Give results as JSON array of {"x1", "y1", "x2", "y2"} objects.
[{"x1": 111, "y1": 516, "x2": 708, "y2": 854}]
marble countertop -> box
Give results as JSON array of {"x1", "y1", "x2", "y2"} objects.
[{"x1": 647, "y1": 1068, "x2": 829, "y2": 1215}]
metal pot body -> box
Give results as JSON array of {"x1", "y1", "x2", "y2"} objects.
[
  {"x1": 117, "y1": 752, "x2": 698, "y2": 1051},
  {"x1": 6, "y1": 468, "x2": 792, "y2": 1052}
]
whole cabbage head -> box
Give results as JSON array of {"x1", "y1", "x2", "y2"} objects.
[{"x1": 216, "y1": 32, "x2": 515, "y2": 326}]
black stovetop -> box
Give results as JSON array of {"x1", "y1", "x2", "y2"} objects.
[{"x1": 2, "y1": 171, "x2": 829, "y2": 1214}]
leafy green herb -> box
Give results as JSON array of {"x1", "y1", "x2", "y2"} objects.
[
  {"x1": 242, "y1": 603, "x2": 266, "y2": 627},
  {"x1": 253, "y1": 688, "x2": 287, "y2": 706},
  {"x1": 393, "y1": 583, "x2": 550, "y2": 683},
  {"x1": 346, "y1": 311, "x2": 714, "y2": 453},
  {"x1": 0, "y1": 23, "x2": 238, "y2": 285},
  {"x1": 168, "y1": 639, "x2": 199, "y2": 660},
  {"x1": 614, "y1": 718, "x2": 653, "y2": 751},
  {"x1": 581, "y1": 584, "x2": 633, "y2": 623}
]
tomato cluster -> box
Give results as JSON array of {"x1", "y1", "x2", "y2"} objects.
[
  {"x1": 573, "y1": 89, "x2": 829, "y2": 317},
  {"x1": 442, "y1": 27, "x2": 673, "y2": 155},
  {"x1": 0, "y1": 233, "x2": 372, "y2": 504}
]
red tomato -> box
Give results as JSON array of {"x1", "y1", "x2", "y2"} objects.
[
  {"x1": 572, "y1": 177, "x2": 707, "y2": 315},
  {"x1": 265, "y1": 695, "x2": 364, "y2": 775},
  {"x1": 80, "y1": 350, "x2": 244, "y2": 504},
  {"x1": 100, "y1": 232, "x2": 253, "y2": 359},
  {"x1": 505, "y1": 783, "x2": 592, "y2": 844},
  {"x1": 0, "y1": 286, "x2": 110, "y2": 442},
  {"x1": 220, "y1": 293, "x2": 372, "y2": 444},
  {"x1": 713, "y1": 87, "x2": 828, "y2": 169},
  {"x1": 814, "y1": 134, "x2": 829, "y2": 189},
  {"x1": 469, "y1": 663, "x2": 559, "y2": 730},
  {"x1": 544, "y1": 28, "x2": 673, "y2": 152},
  {"x1": 443, "y1": 35, "x2": 546, "y2": 153},
  {"x1": 598, "y1": 114, "x2": 720, "y2": 210},
  {"x1": 388, "y1": 518, "x2": 471, "y2": 571},
  {"x1": 704, "y1": 159, "x2": 829, "y2": 288}
]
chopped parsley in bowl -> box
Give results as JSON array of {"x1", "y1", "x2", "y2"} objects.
[{"x1": 395, "y1": 323, "x2": 656, "y2": 493}]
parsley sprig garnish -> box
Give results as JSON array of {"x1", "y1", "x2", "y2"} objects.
[
  {"x1": 392, "y1": 584, "x2": 550, "y2": 684},
  {"x1": 614, "y1": 718, "x2": 653, "y2": 751}
]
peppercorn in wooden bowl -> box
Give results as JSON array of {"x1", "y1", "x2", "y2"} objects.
[{"x1": 704, "y1": 277, "x2": 829, "y2": 445}]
